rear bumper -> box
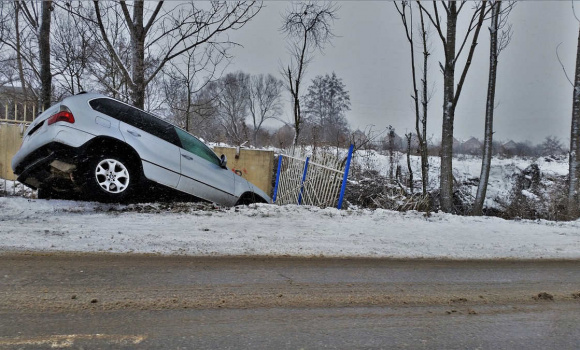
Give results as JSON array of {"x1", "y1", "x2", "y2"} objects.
[{"x1": 13, "y1": 142, "x2": 84, "y2": 190}]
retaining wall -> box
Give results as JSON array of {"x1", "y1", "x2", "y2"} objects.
[{"x1": 0, "y1": 123, "x2": 25, "y2": 180}]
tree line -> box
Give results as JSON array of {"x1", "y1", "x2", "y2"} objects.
[
  {"x1": 0, "y1": 1, "x2": 352, "y2": 147},
  {"x1": 394, "y1": 1, "x2": 580, "y2": 219}
]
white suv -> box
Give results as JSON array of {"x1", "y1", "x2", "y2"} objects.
[{"x1": 12, "y1": 92, "x2": 271, "y2": 205}]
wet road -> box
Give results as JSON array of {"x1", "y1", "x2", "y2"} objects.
[{"x1": 0, "y1": 254, "x2": 579, "y2": 349}]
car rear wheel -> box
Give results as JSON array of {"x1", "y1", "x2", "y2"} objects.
[{"x1": 83, "y1": 155, "x2": 137, "y2": 203}]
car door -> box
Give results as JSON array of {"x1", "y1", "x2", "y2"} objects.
[
  {"x1": 118, "y1": 107, "x2": 182, "y2": 188},
  {"x1": 174, "y1": 127, "x2": 237, "y2": 206}
]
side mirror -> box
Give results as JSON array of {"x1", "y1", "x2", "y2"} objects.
[{"x1": 219, "y1": 154, "x2": 227, "y2": 168}]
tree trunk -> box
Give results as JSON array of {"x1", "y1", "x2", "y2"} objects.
[
  {"x1": 473, "y1": 1, "x2": 501, "y2": 216},
  {"x1": 439, "y1": 2, "x2": 458, "y2": 213},
  {"x1": 406, "y1": 133, "x2": 414, "y2": 194},
  {"x1": 131, "y1": 0, "x2": 146, "y2": 109},
  {"x1": 14, "y1": 3, "x2": 28, "y2": 102},
  {"x1": 389, "y1": 128, "x2": 395, "y2": 180},
  {"x1": 293, "y1": 93, "x2": 301, "y2": 145},
  {"x1": 568, "y1": 24, "x2": 580, "y2": 219},
  {"x1": 419, "y1": 8, "x2": 429, "y2": 196},
  {"x1": 39, "y1": 0, "x2": 52, "y2": 110}
]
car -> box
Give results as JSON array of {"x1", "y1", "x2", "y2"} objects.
[{"x1": 11, "y1": 92, "x2": 271, "y2": 206}]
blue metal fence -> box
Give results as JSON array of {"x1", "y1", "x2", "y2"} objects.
[{"x1": 273, "y1": 145, "x2": 354, "y2": 209}]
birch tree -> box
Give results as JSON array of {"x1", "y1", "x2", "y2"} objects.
[
  {"x1": 418, "y1": 1, "x2": 489, "y2": 213},
  {"x1": 280, "y1": 1, "x2": 338, "y2": 145},
  {"x1": 473, "y1": 1, "x2": 513, "y2": 216},
  {"x1": 568, "y1": 23, "x2": 580, "y2": 219}
]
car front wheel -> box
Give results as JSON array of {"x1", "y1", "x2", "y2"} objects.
[{"x1": 83, "y1": 155, "x2": 137, "y2": 202}]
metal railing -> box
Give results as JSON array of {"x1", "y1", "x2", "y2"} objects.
[{"x1": 273, "y1": 145, "x2": 354, "y2": 209}]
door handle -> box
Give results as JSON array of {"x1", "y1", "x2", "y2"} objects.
[
  {"x1": 181, "y1": 154, "x2": 193, "y2": 160},
  {"x1": 127, "y1": 130, "x2": 141, "y2": 137}
]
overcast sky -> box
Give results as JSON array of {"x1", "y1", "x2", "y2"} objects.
[{"x1": 225, "y1": 1, "x2": 579, "y2": 145}]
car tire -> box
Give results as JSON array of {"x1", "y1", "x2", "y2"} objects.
[{"x1": 82, "y1": 154, "x2": 137, "y2": 203}]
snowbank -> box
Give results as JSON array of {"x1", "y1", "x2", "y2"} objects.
[{"x1": 1, "y1": 197, "x2": 579, "y2": 259}]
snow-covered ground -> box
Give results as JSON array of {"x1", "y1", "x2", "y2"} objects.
[
  {"x1": 1, "y1": 196, "x2": 579, "y2": 259},
  {"x1": 350, "y1": 150, "x2": 569, "y2": 209}
]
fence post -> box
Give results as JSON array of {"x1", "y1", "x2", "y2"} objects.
[
  {"x1": 272, "y1": 155, "x2": 283, "y2": 203},
  {"x1": 337, "y1": 144, "x2": 354, "y2": 209},
  {"x1": 298, "y1": 156, "x2": 310, "y2": 205}
]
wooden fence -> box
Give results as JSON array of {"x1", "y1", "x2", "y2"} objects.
[
  {"x1": 0, "y1": 101, "x2": 38, "y2": 124},
  {"x1": 0, "y1": 123, "x2": 26, "y2": 180}
]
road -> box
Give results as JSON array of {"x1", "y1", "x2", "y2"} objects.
[{"x1": 0, "y1": 254, "x2": 579, "y2": 349}]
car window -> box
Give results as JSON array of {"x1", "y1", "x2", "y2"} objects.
[
  {"x1": 89, "y1": 98, "x2": 130, "y2": 122},
  {"x1": 90, "y1": 98, "x2": 181, "y2": 147},
  {"x1": 174, "y1": 127, "x2": 220, "y2": 166},
  {"x1": 133, "y1": 110, "x2": 181, "y2": 147}
]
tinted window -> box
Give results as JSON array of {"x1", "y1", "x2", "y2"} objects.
[
  {"x1": 175, "y1": 127, "x2": 220, "y2": 166},
  {"x1": 132, "y1": 110, "x2": 181, "y2": 146},
  {"x1": 89, "y1": 98, "x2": 130, "y2": 122},
  {"x1": 90, "y1": 98, "x2": 180, "y2": 147}
]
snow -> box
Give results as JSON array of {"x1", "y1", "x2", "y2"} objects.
[
  {"x1": 350, "y1": 150, "x2": 569, "y2": 209},
  {"x1": 1, "y1": 196, "x2": 579, "y2": 259}
]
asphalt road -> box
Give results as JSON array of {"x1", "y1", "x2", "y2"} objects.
[{"x1": 0, "y1": 254, "x2": 579, "y2": 349}]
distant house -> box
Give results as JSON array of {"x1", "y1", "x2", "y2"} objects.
[
  {"x1": 0, "y1": 86, "x2": 38, "y2": 123},
  {"x1": 351, "y1": 129, "x2": 369, "y2": 147},
  {"x1": 461, "y1": 137, "x2": 483, "y2": 155},
  {"x1": 501, "y1": 140, "x2": 518, "y2": 155},
  {"x1": 452, "y1": 137, "x2": 461, "y2": 151}
]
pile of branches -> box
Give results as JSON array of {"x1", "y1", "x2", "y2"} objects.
[{"x1": 344, "y1": 169, "x2": 431, "y2": 211}]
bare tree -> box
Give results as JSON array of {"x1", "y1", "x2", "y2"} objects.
[
  {"x1": 163, "y1": 42, "x2": 225, "y2": 133},
  {"x1": 207, "y1": 72, "x2": 251, "y2": 145},
  {"x1": 280, "y1": 1, "x2": 338, "y2": 145},
  {"x1": 539, "y1": 136, "x2": 564, "y2": 156},
  {"x1": 85, "y1": 1, "x2": 261, "y2": 110},
  {"x1": 568, "y1": 23, "x2": 580, "y2": 218},
  {"x1": 51, "y1": 8, "x2": 95, "y2": 98},
  {"x1": 0, "y1": 2, "x2": 18, "y2": 88},
  {"x1": 418, "y1": 1, "x2": 489, "y2": 213},
  {"x1": 395, "y1": 1, "x2": 431, "y2": 196},
  {"x1": 473, "y1": 1, "x2": 513, "y2": 216},
  {"x1": 0, "y1": 1, "x2": 41, "y2": 102},
  {"x1": 248, "y1": 74, "x2": 284, "y2": 147}
]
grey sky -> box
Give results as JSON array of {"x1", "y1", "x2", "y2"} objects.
[{"x1": 226, "y1": 1, "x2": 578, "y2": 145}]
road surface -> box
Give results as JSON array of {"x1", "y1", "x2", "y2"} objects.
[{"x1": 0, "y1": 254, "x2": 579, "y2": 349}]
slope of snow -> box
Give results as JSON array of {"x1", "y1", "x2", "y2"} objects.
[
  {"x1": 350, "y1": 150, "x2": 569, "y2": 209},
  {"x1": 1, "y1": 197, "x2": 579, "y2": 259}
]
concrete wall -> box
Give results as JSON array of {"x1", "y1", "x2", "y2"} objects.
[
  {"x1": 214, "y1": 147, "x2": 275, "y2": 197},
  {"x1": 0, "y1": 123, "x2": 25, "y2": 180}
]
